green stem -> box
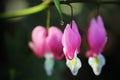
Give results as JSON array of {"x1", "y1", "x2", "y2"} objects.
[
  {"x1": 46, "y1": 9, "x2": 50, "y2": 29},
  {"x1": 0, "y1": 0, "x2": 52, "y2": 18},
  {"x1": 67, "y1": 4, "x2": 73, "y2": 28}
]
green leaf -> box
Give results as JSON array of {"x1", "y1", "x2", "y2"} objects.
[{"x1": 53, "y1": 0, "x2": 63, "y2": 21}]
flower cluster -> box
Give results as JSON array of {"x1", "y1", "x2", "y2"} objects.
[
  {"x1": 28, "y1": 15, "x2": 107, "y2": 76},
  {"x1": 29, "y1": 26, "x2": 64, "y2": 76}
]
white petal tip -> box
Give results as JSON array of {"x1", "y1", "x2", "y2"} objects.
[
  {"x1": 44, "y1": 53, "x2": 54, "y2": 76},
  {"x1": 71, "y1": 67, "x2": 80, "y2": 76},
  {"x1": 94, "y1": 70, "x2": 101, "y2": 76},
  {"x1": 46, "y1": 70, "x2": 52, "y2": 76},
  {"x1": 88, "y1": 54, "x2": 105, "y2": 76},
  {"x1": 66, "y1": 54, "x2": 82, "y2": 76}
]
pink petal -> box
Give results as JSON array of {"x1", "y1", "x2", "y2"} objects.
[
  {"x1": 97, "y1": 16, "x2": 107, "y2": 36},
  {"x1": 86, "y1": 50, "x2": 98, "y2": 57},
  {"x1": 46, "y1": 27, "x2": 64, "y2": 60},
  {"x1": 62, "y1": 24, "x2": 80, "y2": 60},
  {"x1": 71, "y1": 20, "x2": 81, "y2": 52},
  {"x1": 71, "y1": 20, "x2": 80, "y2": 36},
  {"x1": 32, "y1": 26, "x2": 47, "y2": 44},
  {"x1": 87, "y1": 16, "x2": 107, "y2": 56},
  {"x1": 30, "y1": 26, "x2": 47, "y2": 57},
  {"x1": 97, "y1": 16, "x2": 107, "y2": 50},
  {"x1": 97, "y1": 16, "x2": 104, "y2": 29}
]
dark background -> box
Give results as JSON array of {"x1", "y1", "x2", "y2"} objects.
[{"x1": 0, "y1": 0, "x2": 120, "y2": 80}]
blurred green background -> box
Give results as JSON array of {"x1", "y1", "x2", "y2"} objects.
[{"x1": 0, "y1": 0, "x2": 120, "y2": 80}]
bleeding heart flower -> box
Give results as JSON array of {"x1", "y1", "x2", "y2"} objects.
[
  {"x1": 29, "y1": 26, "x2": 64, "y2": 76},
  {"x1": 46, "y1": 27, "x2": 64, "y2": 60},
  {"x1": 29, "y1": 26, "x2": 47, "y2": 58},
  {"x1": 62, "y1": 20, "x2": 82, "y2": 76},
  {"x1": 86, "y1": 15, "x2": 107, "y2": 75}
]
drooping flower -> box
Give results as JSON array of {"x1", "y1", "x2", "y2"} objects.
[
  {"x1": 86, "y1": 15, "x2": 107, "y2": 75},
  {"x1": 29, "y1": 26, "x2": 64, "y2": 76},
  {"x1": 29, "y1": 26, "x2": 47, "y2": 58},
  {"x1": 62, "y1": 20, "x2": 82, "y2": 76}
]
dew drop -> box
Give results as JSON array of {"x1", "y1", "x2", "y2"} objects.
[{"x1": 60, "y1": 20, "x2": 64, "y2": 25}]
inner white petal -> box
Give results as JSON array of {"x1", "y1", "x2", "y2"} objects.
[
  {"x1": 44, "y1": 53, "x2": 54, "y2": 76},
  {"x1": 88, "y1": 53, "x2": 106, "y2": 76},
  {"x1": 66, "y1": 51, "x2": 82, "y2": 76}
]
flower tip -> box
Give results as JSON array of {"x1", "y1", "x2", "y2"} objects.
[
  {"x1": 44, "y1": 53, "x2": 55, "y2": 76},
  {"x1": 72, "y1": 20, "x2": 75, "y2": 23},
  {"x1": 97, "y1": 15, "x2": 102, "y2": 21},
  {"x1": 66, "y1": 54, "x2": 82, "y2": 76},
  {"x1": 71, "y1": 68, "x2": 79, "y2": 76},
  {"x1": 88, "y1": 54, "x2": 106, "y2": 76}
]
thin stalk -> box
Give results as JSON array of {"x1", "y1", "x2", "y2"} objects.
[
  {"x1": 59, "y1": 0, "x2": 120, "y2": 5},
  {"x1": 1, "y1": 0, "x2": 120, "y2": 18},
  {"x1": 68, "y1": 4, "x2": 73, "y2": 28},
  {"x1": 46, "y1": 9, "x2": 50, "y2": 29},
  {"x1": 0, "y1": 0, "x2": 52, "y2": 18}
]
